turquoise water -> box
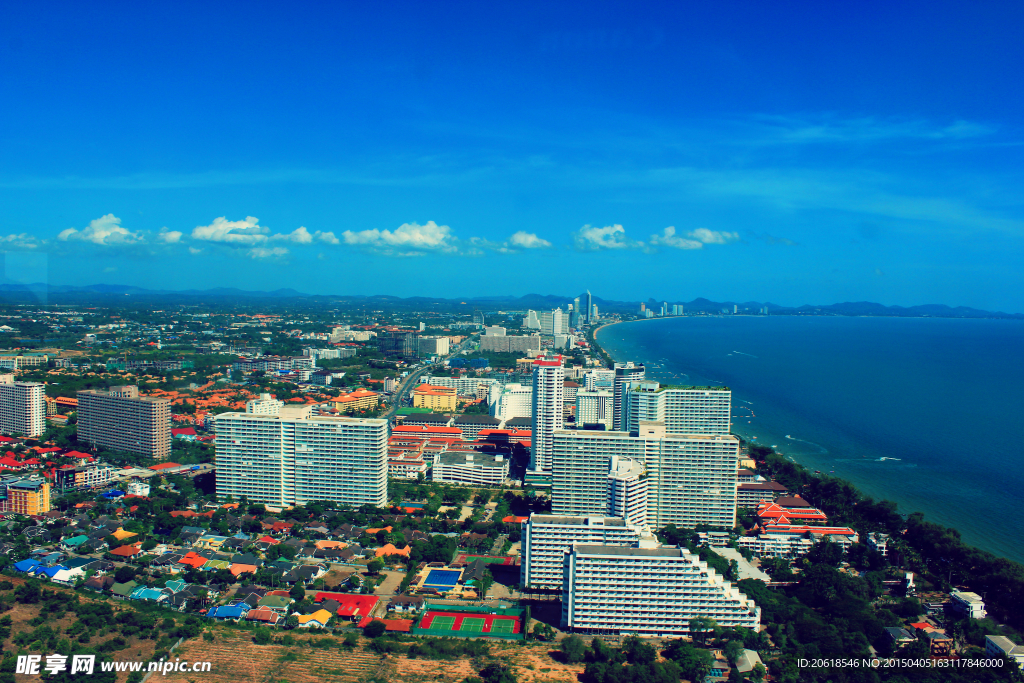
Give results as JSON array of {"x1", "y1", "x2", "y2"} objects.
[{"x1": 597, "y1": 316, "x2": 1024, "y2": 564}]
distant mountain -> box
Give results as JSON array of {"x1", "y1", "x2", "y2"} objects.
[{"x1": 0, "y1": 283, "x2": 1019, "y2": 318}]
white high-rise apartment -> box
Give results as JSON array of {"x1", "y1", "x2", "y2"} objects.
[
  {"x1": 575, "y1": 389, "x2": 613, "y2": 430},
  {"x1": 215, "y1": 405, "x2": 388, "y2": 508},
  {"x1": 561, "y1": 540, "x2": 761, "y2": 636},
  {"x1": 490, "y1": 383, "x2": 533, "y2": 421},
  {"x1": 625, "y1": 381, "x2": 731, "y2": 434},
  {"x1": 612, "y1": 363, "x2": 645, "y2": 430},
  {"x1": 246, "y1": 393, "x2": 284, "y2": 415},
  {"x1": 540, "y1": 309, "x2": 568, "y2": 336},
  {"x1": 552, "y1": 422, "x2": 739, "y2": 529},
  {"x1": 520, "y1": 514, "x2": 644, "y2": 590},
  {"x1": 607, "y1": 455, "x2": 647, "y2": 527},
  {"x1": 0, "y1": 377, "x2": 45, "y2": 437},
  {"x1": 524, "y1": 310, "x2": 541, "y2": 330},
  {"x1": 530, "y1": 355, "x2": 564, "y2": 471}
]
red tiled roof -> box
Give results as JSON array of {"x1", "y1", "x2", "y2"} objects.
[
  {"x1": 110, "y1": 543, "x2": 142, "y2": 557},
  {"x1": 149, "y1": 462, "x2": 182, "y2": 471},
  {"x1": 357, "y1": 617, "x2": 413, "y2": 632}
]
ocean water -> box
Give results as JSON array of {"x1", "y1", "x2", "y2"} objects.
[{"x1": 597, "y1": 316, "x2": 1024, "y2": 564}]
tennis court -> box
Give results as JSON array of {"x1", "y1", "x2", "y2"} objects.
[
  {"x1": 459, "y1": 617, "x2": 487, "y2": 631},
  {"x1": 452, "y1": 553, "x2": 517, "y2": 566},
  {"x1": 424, "y1": 615, "x2": 456, "y2": 631},
  {"x1": 418, "y1": 610, "x2": 522, "y2": 635}
]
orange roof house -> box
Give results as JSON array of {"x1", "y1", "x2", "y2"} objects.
[
  {"x1": 315, "y1": 540, "x2": 346, "y2": 550},
  {"x1": 178, "y1": 551, "x2": 209, "y2": 569},
  {"x1": 230, "y1": 564, "x2": 258, "y2": 577},
  {"x1": 110, "y1": 543, "x2": 143, "y2": 558},
  {"x1": 365, "y1": 526, "x2": 393, "y2": 535},
  {"x1": 374, "y1": 543, "x2": 411, "y2": 558}
]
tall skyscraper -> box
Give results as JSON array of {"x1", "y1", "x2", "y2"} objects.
[
  {"x1": 612, "y1": 362, "x2": 645, "y2": 430},
  {"x1": 586, "y1": 290, "x2": 593, "y2": 324},
  {"x1": 0, "y1": 376, "x2": 45, "y2": 437},
  {"x1": 215, "y1": 405, "x2": 388, "y2": 507},
  {"x1": 77, "y1": 386, "x2": 171, "y2": 459},
  {"x1": 524, "y1": 310, "x2": 541, "y2": 329},
  {"x1": 530, "y1": 355, "x2": 564, "y2": 471},
  {"x1": 624, "y1": 381, "x2": 731, "y2": 435},
  {"x1": 551, "y1": 422, "x2": 739, "y2": 529}
]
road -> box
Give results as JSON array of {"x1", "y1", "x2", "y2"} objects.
[{"x1": 381, "y1": 335, "x2": 476, "y2": 422}]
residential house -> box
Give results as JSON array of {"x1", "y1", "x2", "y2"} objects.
[
  {"x1": 110, "y1": 581, "x2": 139, "y2": 600},
  {"x1": 207, "y1": 604, "x2": 248, "y2": 621},
  {"x1": 296, "y1": 609, "x2": 333, "y2": 629}
]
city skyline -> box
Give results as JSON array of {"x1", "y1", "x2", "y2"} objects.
[{"x1": 1, "y1": 3, "x2": 1023, "y2": 311}]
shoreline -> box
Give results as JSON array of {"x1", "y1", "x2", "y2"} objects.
[{"x1": 591, "y1": 315, "x2": 1024, "y2": 568}]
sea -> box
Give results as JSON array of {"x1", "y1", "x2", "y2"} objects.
[{"x1": 596, "y1": 315, "x2": 1024, "y2": 565}]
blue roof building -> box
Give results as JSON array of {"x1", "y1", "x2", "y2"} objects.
[
  {"x1": 207, "y1": 604, "x2": 248, "y2": 620},
  {"x1": 13, "y1": 559, "x2": 41, "y2": 573}
]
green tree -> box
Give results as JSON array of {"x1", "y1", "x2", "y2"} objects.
[
  {"x1": 364, "y1": 620, "x2": 386, "y2": 638},
  {"x1": 367, "y1": 558, "x2": 385, "y2": 575},
  {"x1": 285, "y1": 614, "x2": 300, "y2": 630},
  {"x1": 723, "y1": 639, "x2": 744, "y2": 667},
  {"x1": 751, "y1": 662, "x2": 767, "y2": 683},
  {"x1": 559, "y1": 634, "x2": 587, "y2": 663},
  {"x1": 289, "y1": 582, "x2": 306, "y2": 602}
]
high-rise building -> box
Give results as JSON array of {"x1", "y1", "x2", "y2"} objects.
[
  {"x1": 540, "y1": 309, "x2": 568, "y2": 336},
  {"x1": 561, "y1": 539, "x2": 760, "y2": 635},
  {"x1": 77, "y1": 386, "x2": 172, "y2": 460},
  {"x1": 574, "y1": 389, "x2": 613, "y2": 430},
  {"x1": 490, "y1": 383, "x2": 533, "y2": 422},
  {"x1": 418, "y1": 336, "x2": 450, "y2": 356},
  {"x1": 551, "y1": 423, "x2": 739, "y2": 529},
  {"x1": 524, "y1": 310, "x2": 541, "y2": 330},
  {"x1": 624, "y1": 381, "x2": 731, "y2": 435},
  {"x1": 246, "y1": 393, "x2": 284, "y2": 415},
  {"x1": 607, "y1": 455, "x2": 648, "y2": 527},
  {"x1": 530, "y1": 355, "x2": 564, "y2": 471},
  {"x1": 377, "y1": 331, "x2": 420, "y2": 358},
  {"x1": 591, "y1": 304, "x2": 598, "y2": 321},
  {"x1": 612, "y1": 363, "x2": 645, "y2": 430},
  {"x1": 520, "y1": 513, "x2": 644, "y2": 590},
  {"x1": 473, "y1": 310, "x2": 486, "y2": 326},
  {"x1": 215, "y1": 405, "x2": 388, "y2": 507},
  {"x1": 586, "y1": 290, "x2": 593, "y2": 324},
  {"x1": 0, "y1": 376, "x2": 45, "y2": 437}
]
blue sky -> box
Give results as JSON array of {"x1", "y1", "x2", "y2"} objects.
[{"x1": 1, "y1": 2, "x2": 1022, "y2": 310}]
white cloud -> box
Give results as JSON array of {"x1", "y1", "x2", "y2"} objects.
[
  {"x1": 649, "y1": 226, "x2": 703, "y2": 250},
  {"x1": 248, "y1": 246, "x2": 289, "y2": 259},
  {"x1": 271, "y1": 226, "x2": 314, "y2": 244},
  {"x1": 315, "y1": 231, "x2": 340, "y2": 245},
  {"x1": 572, "y1": 224, "x2": 641, "y2": 250},
  {"x1": 58, "y1": 214, "x2": 144, "y2": 246},
  {"x1": 191, "y1": 216, "x2": 269, "y2": 245},
  {"x1": 688, "y1": 228, "x2": 739, "y2": 244},
  {"x1": 188, "y1": 247, "x2": 202, "y2": 255},
  {"x1": 342, "y1": 221, "x2": 456, "y2": 252},
  {"x1": 508, "y1": 231, "x2": 552, "y2": 249},
  {"x1": 0, "y1": 234, "x2": 42, "y2": 250},
  {"x1": 157, "y1": 228, "x2": 183, "y2": 244}
]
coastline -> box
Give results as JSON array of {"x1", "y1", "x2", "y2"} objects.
[{"x1": 588, "y1": 317, "x2": 1024, "y2": 627}]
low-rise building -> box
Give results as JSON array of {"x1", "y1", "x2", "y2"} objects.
[
  {"x1": 737, "y1": 524, "x2": 858, "y2": 559},
  {"x1": 329, "y1": 388, "x2": 379, "y2": 413},
  {"x1": 949, "y1": 590, "x2": 986, "y2": 619},
  {"x1": 986, "y1": 635, "x2": 1024, "y2": 666},
  {"x1": 413, "y1": 385, "x2": 457, "y2": 412},
  {"x1": 432, "y1": 452, "x2": 509, "y2": 486},
  {"x1": 736, "y1": 481, "x2": 789, "y2": 508}
]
